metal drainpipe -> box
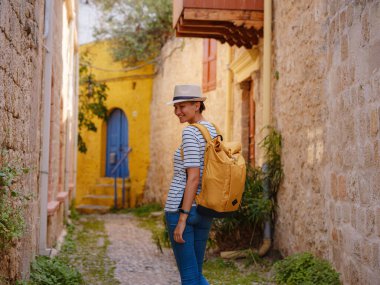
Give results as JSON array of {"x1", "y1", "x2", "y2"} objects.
[
  {"x1": 72, "y1": 36, "x2": 79, "y2": 200},
  {"x1": 258, "y1": 0, "x2": 273, "y2": 257},
  {"x1": 225, "y1": 46, "x2": 234, "y2": 141},
  {"x1": 64, "y1": 19, "x2": 75, "y2": 216},
  {"x1": 38, "y1": 0, "x2": 54, "y2": 256}
]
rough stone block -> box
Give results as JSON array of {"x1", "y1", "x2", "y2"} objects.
[
  {"x1": 365, "y1": 208, "x2": 375, "y2": 237},
  {"x1": 359, "y1": 176, "x2": 371, "y2": 204},
  {"x1": 352, "y1": 239, "x2": 362, "y2": 261},
  {"x1": 370, "y1": 109, "x2": 379, "y2": 137},
  {"x1": 361, "y1": 9, "x2": 370, "y2": 46},
  {"x1": 349, "y1": 258, "x2": 360, "y2": 284},
  {"x1": 372, "y1": 173, "x2": 380, "y2": 202},
  {"x1": 376, "y1": 208, "x2": 380, "y2": 236},
  {"x1": 370, "y1": 242, "x2": 379, "y2": 271},
  {"x1": 369, "y1": 41, "x2": 380, "y2": 77},
  {"x1": 357, "y1": 207, "x2": 367, "y2": 233},
  {"x1": 338, "y1": 175, "x2": 348, "y2": 201},
  {"x1": 351, "y1": 205, "x2": 357, "y2": 229},
  {"x1": 336, "y1": 204, "x2": 343, "y2": 224},
  {"x1": 332, "y1": 245, "x2": 342, "y2": 269},
  {"x1": 347, "y1": 174, "x2": 359, "y2": 202},
  {"x1": 343, "y1": 203, "x2": 350, "y2": 224},
  {"x1": 331, "y1": 172, "x2": 338, "y2": 200}
]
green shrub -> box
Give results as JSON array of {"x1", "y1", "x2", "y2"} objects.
[
  {"x1": 274, "y1": 252, "x2": 340, "y2": 285},
  {"x1": 133, "y1": 203, "x2": 162, "y2": 217},
  {"x1": 212, "y1": 128, "x2": 283, "y2": 250},
  {"x1": 29, "y1": 256, "x2": 84, "y2": 285}
]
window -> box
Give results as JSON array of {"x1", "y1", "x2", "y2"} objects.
[{"x1": 202, "y1": 39, "x2": 217, "y2": 92}]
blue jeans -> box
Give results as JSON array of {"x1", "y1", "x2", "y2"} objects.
[{"x1": 165, "y1": 206, "x2": 213, "y2": 285}]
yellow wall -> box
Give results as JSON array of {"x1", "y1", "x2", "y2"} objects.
[{"x1": 76, "y1": 41, "x2": 153, "y2": 207}]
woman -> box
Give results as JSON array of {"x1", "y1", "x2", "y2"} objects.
[{"x1": 164, "y1": 84, "x2": 217, "y2": 285}]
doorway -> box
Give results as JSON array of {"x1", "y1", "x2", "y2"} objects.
[{"x1": 105, "y1": 109, "x2": 129, "y2": 177}]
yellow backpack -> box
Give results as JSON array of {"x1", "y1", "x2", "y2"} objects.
[{"x1": 183, "y1": 123, "x2": 246, "y2": 218}]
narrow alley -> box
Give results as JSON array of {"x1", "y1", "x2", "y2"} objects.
[
  {"x1": 0, "y1": 0, "x2": 379, "y2": 284},
  {"x1": 104, "y1": 214, "x2": 180, "y2": 285},
  {"x1": 57, "y1": 212, "x2": 180, "y2": 285}
]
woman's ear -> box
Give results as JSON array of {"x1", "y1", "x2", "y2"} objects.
[{"x1": 195, "y1": 102, "x2": 201, "y2": 112}]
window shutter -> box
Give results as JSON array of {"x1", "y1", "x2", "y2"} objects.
[
  {"x1": 202, "y1": 39, "x2": 209, "y2": 92},
  {"x1": 202, "y1": 39, "x2": 217, "y2": 92},
  {"x1": 208, "y1": 39, "x2": 217, "y2": 90}
]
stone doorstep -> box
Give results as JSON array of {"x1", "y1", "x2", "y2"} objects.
[
  {"x1": 75, "y1": 204, "x2": 111, "y2": 214},
  {"x1": 47, "y1": 192, "x2": 70, "y2": 216},
  {"x1": 57, "y1": 191, "x2": 69, "y2": 202},
  {"x1": 68, "y1": 183, "x2": 75, "y2": 193},
  {"x1": 47, "y1": 200, "x2": 60, "y2": 216},
  {"x1": 91, "y1": 184, "x2": 131, "y2": 196},
  {"x1": 96, "y1": 177, "x2": 131, "y2": 185},
  {"x1": 82, "y1": 194, "x2": 129, "y2": 208}
]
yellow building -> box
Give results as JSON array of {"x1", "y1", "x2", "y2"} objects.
[{"x1": 76, "y1": 41, "x2": 153, "y2": 212}]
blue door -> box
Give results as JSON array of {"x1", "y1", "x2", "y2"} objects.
[{"x1": 106, "y1": 109, "x2": 129, "y2": 177}]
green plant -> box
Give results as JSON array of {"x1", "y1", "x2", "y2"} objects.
[
  {"x1": 92, "y1": 0, "x2": 173, "y2": 66},
  {"x1": 132, "y1": 203, "x2": 162, "y2": 217},
  {"x1": 274, "y1": 252, "x2": 340, "y2": 285},
  {"x1": 212, "y1": 128, "x2": 283, "y2": 250},
  {"x1": 0, "y1": 150, "x2": 30, "y2": 250},
  {"x1": 78, "y1": 52, "x2": 109, "y2": 153},
  {"x1": 28, "y1": 256, "x2": 84, "y2": 285}
]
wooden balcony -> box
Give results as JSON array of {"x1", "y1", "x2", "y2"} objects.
[{"x1": 173, "y1": 0, "x2": 264, "y2": 49}]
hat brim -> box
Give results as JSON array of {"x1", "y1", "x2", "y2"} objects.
[{"x1": 166, "y1": 97, "x2": 207, "y2": 105}]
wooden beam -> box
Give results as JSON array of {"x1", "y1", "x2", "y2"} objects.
[
  {"x1": 175, "y1": 30, "x2": 227, "y2": 44},
  {"x1": 181, "y1": 19, "x2": 262, "y2": 31},
  {"x1": 184, "y1": 8, "x2": 264, "y2": 22},
  {"x1": 180, "y1": 19, "x2": 260, "y2": 43},
  {"x1": 182, "y1": 0, "x2": 264, "y2": 11},
  {"x1": 177, "y1": 25, "x2": 251, "y2": 47}
]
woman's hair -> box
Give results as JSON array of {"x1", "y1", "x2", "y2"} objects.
[{"x1": 193, "y1": 101, "x2": 206, "y2": 113}]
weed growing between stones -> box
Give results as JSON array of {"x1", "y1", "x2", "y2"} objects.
[
  {"x1": 0, "y1": 149, "x2": 31, "y2": 251},
  {"x1": 57, "y1": 215, "x2": 120, "y2": 285},
  {"x1": 25, "y1": 256, "x2": 84, "y2": 285},
  {"x1": 203, "y1": 257, "x2": 273, "y2": 284},
  {"x1": 273, "y1": 252, "x2": 341, "y2": 284}
]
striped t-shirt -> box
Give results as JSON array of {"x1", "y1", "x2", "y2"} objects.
[{"x1": 164, "y1": 121, "x2": 217, "y2": 212}]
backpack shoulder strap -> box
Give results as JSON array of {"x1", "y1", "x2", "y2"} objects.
[
  {"x1": 180, "y1": 123, "x2": 215, "y2": 160},
  {"x1": 210, "y1": 123, "x2": 222, "y2": 137},
  {"x1": 190, "y1": 123, "x2": 213, "y2": 142}
]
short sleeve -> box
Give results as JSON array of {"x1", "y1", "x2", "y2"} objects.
[{"x1": 182, "y1": 126, "x2": 201, "y2": 168}]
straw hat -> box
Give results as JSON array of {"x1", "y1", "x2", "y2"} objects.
[{"x1": 166, "y1": 84, "x2": 207, "y2": 105}]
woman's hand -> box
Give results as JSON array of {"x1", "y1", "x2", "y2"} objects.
[{"x1": 173, "y1": 219, "x2": 186, "y2": 243}]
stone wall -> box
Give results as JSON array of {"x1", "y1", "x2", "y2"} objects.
[
  {"x1": 145, "y1": 37, "x2": 235, "y2": 203},
  {"x1": 0, "y1": 0, "x2": 45, "y2": 281},
  {"x1": 272, "y1": 0, "x2": 380, "y2": 283},
  {"x1": 0, "y1": 0, "x2": 78, "y2": 281}
]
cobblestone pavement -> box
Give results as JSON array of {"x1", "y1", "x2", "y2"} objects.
[{"x1": 102, "y1": 214, "x2": 180, "y2": 285}]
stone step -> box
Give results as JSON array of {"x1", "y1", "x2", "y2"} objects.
[
  {"x1": 82, "y1": 194, "x2": 129, "y2": 207},
  {"x1": 76, "y1": 204, "x2": 111, "y2": 214},
  {"x1": 90, "y1": 184, "x2": 131, "y2": 196},
  {"x1": 96, "y1": 177, "x2": 131, "y2": 185}
]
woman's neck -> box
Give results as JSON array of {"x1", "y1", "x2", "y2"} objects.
[{"x1": 188, "y1": 114, "x2": 205, "y2": 124}]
